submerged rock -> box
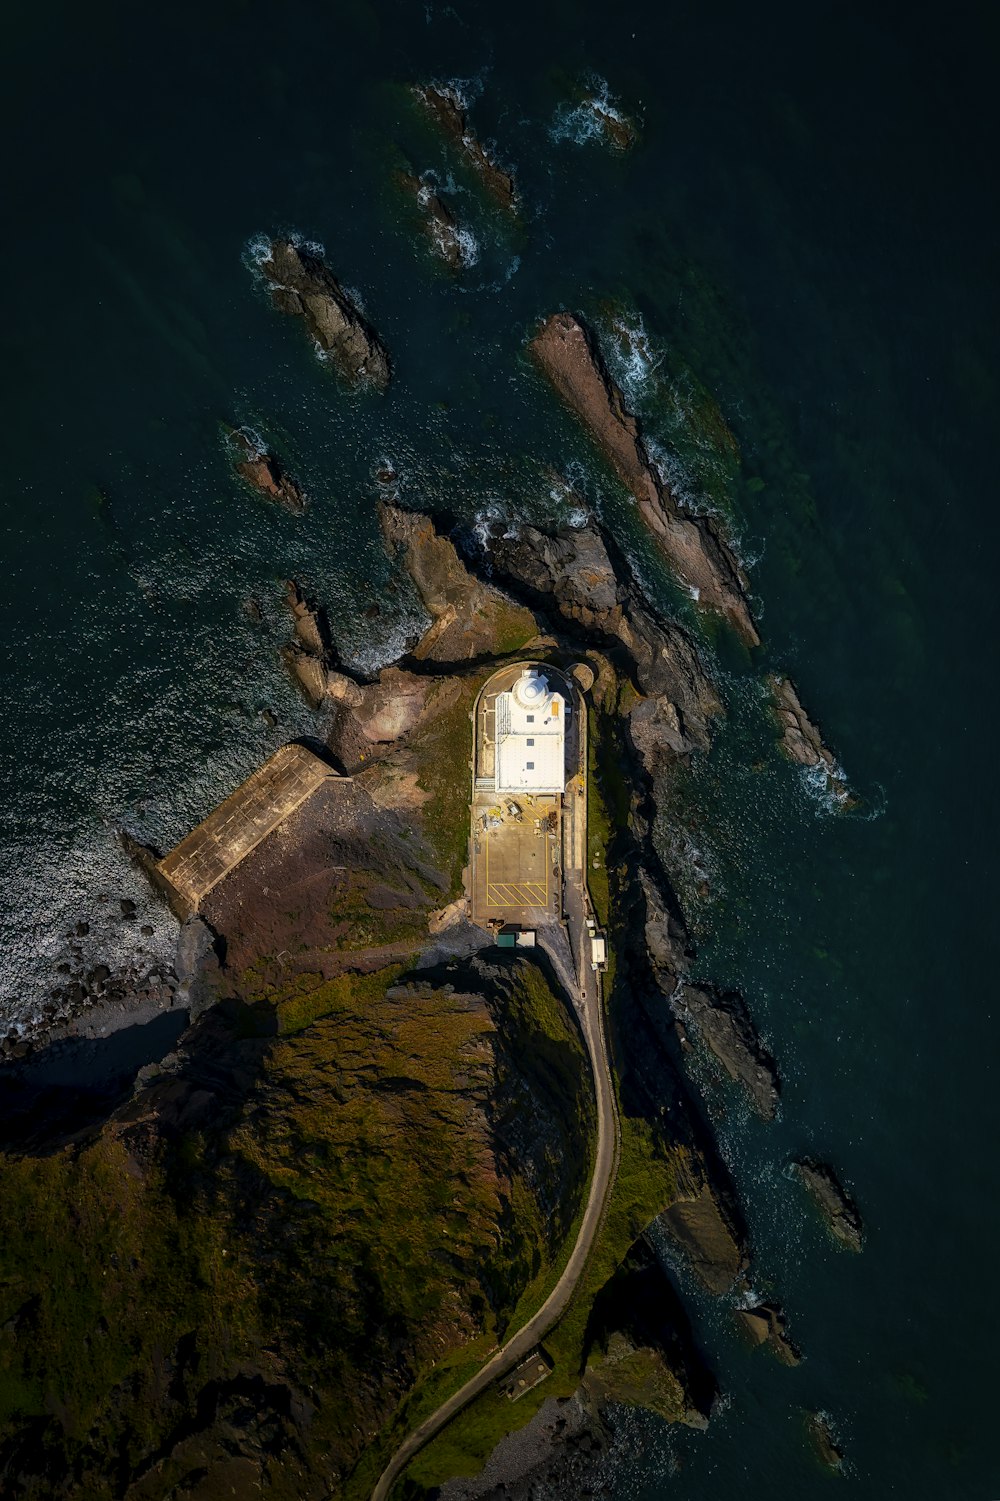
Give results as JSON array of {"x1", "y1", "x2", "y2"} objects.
[
  {"x1": 228, "y1": 427, "x2": 306, "y2": 514},
  {"x1": 414, "y1": 83, "x2": 518, "y2": 212},
  {"x1": 256, "y1": 238, "x2": 390, "y2": 389},
  {"x1": 791, "y1": 1157, "x2": 864, "y2": 1251},
  {"x1": 736, "y1": 1301, "x2": 802, "y2": 1365},
  {"x1": 674, "y1": 984, "x2": 781, "y2": 1121},
  {"x1": 528, "y1": 312, "x2": 759, "y2": 645},
  {"x1": 396, "y1": 170, "x2": 472, "y2": 269},
  {"x1": 768, "y1": 674, "x2": 853, "y2": 805},
  {"x1": 806, "y1": 1409, "x2": 845, "y2": 1471}
]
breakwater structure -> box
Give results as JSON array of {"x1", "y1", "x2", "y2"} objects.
[{"x1": 153, "y1": 742, "x2": 344, "y2": 921}]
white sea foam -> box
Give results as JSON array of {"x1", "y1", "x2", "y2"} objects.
[{"x1": 549, "y1": 76, "x2": 635, "y2": 148}]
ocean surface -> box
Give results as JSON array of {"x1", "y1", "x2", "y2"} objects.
[{"x1": 1, "y1": 0, "x2": 997, "y2": 1495}]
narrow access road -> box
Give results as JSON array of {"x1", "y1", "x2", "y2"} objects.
[{"x1": 371, "y1": 680, "x2": 620, "y2": 1501}]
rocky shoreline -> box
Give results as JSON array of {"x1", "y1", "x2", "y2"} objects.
[{"x1": 413, "y1": 83, "x2": 518, "y2": 212}]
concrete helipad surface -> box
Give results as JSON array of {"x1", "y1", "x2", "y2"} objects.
[{"x1": 471, "y1": 796, "x2": 560, "y2": 923}]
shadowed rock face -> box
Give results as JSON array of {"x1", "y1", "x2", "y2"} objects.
[
  {"x1": 675, "y1": 985, "x2": 781, "y2": 1121},
  {"x1": 792, "y1": 1157, "x2": 864, "y2": 1251},
  {"x1": 258, "y1": 239, "x2": 391, "y2": 389},
  {"x1": 529, "y1": 312, "x2": 759, "y2": 646},
  {"x1": 736, "y1": 1301, "x2": 802, "y2": 1365},
  {"x1": 413, "y1": 83, "x2": 518, "y2": 211},
  {"x1": 483, "y1": 518, "x2": 721, "y2": 761}
]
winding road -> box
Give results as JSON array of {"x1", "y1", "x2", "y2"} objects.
[{"x1": 371, "y1": 667, "x2": 620, "y2": 1501}]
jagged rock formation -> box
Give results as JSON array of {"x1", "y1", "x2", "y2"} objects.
[
  {"x1": 769, "y1": 674, "x2": 852, "y2": 804},
  {"x1": 228, "y1": 427, "x2": 306, "y2": 513},
  {"x1": 674, "y1": 984, "x2": 781, "y2": 1121},
  {"x1": 791, "y1": 1157, "x2": 864, "y2": 1251},
  {"x1": 256, "y1": 238, "x2": 391, "y2": 388},
  {"x1": 381, "y1": 504, "x2": 538, "y2": 664},
  {"x1": 396, "y1": 170, "x2": 471, "y2": 269},
  {"x1": 413, "y1": 83, "x2": 518, "y2": 211},
  {"x1": 736, "y1": 1301, "x2": 802, "y2": 1365},
  {"x1": 529, "y1": 312, "x2": 759, "y2": 645},
  {"x1": 481, "y1": 516, "x2": 721, "y2": 764}
]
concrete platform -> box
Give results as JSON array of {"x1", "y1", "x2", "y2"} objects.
[{"x1": 156, "y1": 743, "x2": 340, "y2": 918}]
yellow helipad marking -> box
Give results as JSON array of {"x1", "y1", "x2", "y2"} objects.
[{"x1": 486, "y1": 881, "x2": 548, "y2": 908}]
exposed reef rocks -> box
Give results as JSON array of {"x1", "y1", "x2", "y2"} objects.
[
  {"x1": 806, "y1": 1409, "x2": 845, "y2": 1471},
  {"x1": 228, "y1": 427, "x2": 306, "y2": 513},
  {"x1": 256, "y1": 238, "x2": 391, "y2": 388},
  {"x1": 736, "y1": 1301, "x2": 802, "y2": 1366},
  {"x1": 396, "y1": 170, "x2": 472, "y2": 269},
  {"x1": 414, "y1": 83, "x2": 518, "y2": 212},
  {"x1": 769, "y1": 674, "x2": 852, "y2": 805},
  {"x1": 791, "y1": 1157, "x2": 864, "y2": 1251},
  {"x1": 674, "y1": 984, "x2": 781, "y2": 1121},
  {"x1": 529, "y1": 312, "x2": 759, "y2": 645}
]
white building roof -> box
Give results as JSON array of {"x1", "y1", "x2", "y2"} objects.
[{"x1": 495, "y1": 669, "x2": 565, "y2": 794}]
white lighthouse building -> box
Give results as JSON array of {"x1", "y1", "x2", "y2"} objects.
[{"x1": 494, "y1": 668, "x2": 566, "y2": 795}]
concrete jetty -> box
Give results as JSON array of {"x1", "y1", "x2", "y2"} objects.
[{"x1": 156, "y1": 743, "x2": 340, "y2": 919}]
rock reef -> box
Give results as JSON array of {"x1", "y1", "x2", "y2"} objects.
[
  {"x1": 229, "y1": 427, "x2": 307, "y2": 513},
  {"x1": 769, "y1": 673, "x2": 852, "y2": 805},
  {"x1": 396, "y1": 170, "x2": 471, "y2": 269},
  {"x1": 736, "y1": 1301, "x2": 802, "y2": 1366},
  {"x1": 257, "y1": 238, "x2": 391, "y2": 389},
  {"x1": 792, "y1": 1157, "x2": 864, "y2": 1251},
  {"x1": 674, "y1": 984, "x2": 781, "y2": 1121},
  {"x1": 414, "y1": 83, "x2": 518, "y2": 212},
  {"x1": 529, "y1": 312, "x2": 759, "y2": 645}
]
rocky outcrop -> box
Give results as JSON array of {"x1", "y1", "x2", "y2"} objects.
[
  {"x1": 582, "y1": 1237, "x2": 715, "y2": 1426},
  {"x1": 768, "y1": 674, "x2": 852, "y2": 804},
  {"x1": 658, "y1": 1156, "x2": 747, "y2": 1293},
  {"x1": 483, "y1": 517, "x2": 721, "y2": 761},
  {"x1": 674, "y1": 985, "x2": 781, "y2": 1121},
  {"x1": 806, "y1": 1410, "x2": 845, "y2": 1471},
  {"x1": 791, "y1": 1158, "x2": 864, "y2": 1251},
  {"x1": 529, "y1": 312, "x2": 759, "y2": 645},
  {"x1": 414, "y1": 83, "x2": 518, "y2": 211},
  {"x1": 396, "y1": 170, "x2": 471, "y2": 269},
  {"x1": 256, "y1": 238, "x2": 390, "y2": 388},
  {"x1": 381, "y1": 503, "x2": 537, "y2": 664},
  {"x1": 228, "y1": 427, "x2": 306, "y2": 513},
  {"x1": 736, "y1": 1301, "x2": 801, "y2": 1366},
  {"x1": 591, "y1": 99, "x2": 637, "y2": 151}
]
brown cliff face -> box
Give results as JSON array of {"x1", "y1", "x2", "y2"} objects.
[
  {"x1": 529, "y1": 312, "x2": 759, "y2": 646},
  {"x1": 258, "y1": 239, "x2": 391, "y2": 389}
]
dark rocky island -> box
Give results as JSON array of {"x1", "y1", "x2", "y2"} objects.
[
  {"x1": 792, "y1": 1156, "x2": 864, "y2": 1251},
  {"x1": 256, "y1": 238, "x2": 391, "y2": 389},
  {"x1": 395, "y1": 170, "x2": 473, "y2": 270},
  {"x1": 228, "y1": 427, "x2": 307, "y2": 514},
  {"x1": 413, "y1": 83, "x2": 518, "y2": 212}
]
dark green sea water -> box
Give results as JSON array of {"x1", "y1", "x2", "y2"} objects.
[{"x1": 2, "y1": 1, "x2": 998, "y2": 1495}]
